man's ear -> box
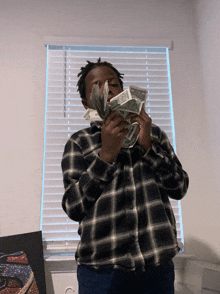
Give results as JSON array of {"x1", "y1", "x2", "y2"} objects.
[{"x1": 82, "y1": 99, "x2": 88, "y2": 109}]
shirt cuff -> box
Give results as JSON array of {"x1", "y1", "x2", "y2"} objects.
[
  {"x1": 142, "y1": 141, "x2": 164, "y2": 169},
  {"x1": 87, "y1": 152, "x2": 116, "y2": 182}
]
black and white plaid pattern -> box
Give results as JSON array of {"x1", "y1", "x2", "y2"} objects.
[{"x1": 61, "y1": 122, "x2": 189, "y2": 271}]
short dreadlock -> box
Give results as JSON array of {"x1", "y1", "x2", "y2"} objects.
[{"x1": 77, "y1": 58, "x2": 124, "y2": 100}]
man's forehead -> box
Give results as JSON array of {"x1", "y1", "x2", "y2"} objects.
[{"x1": 85, "y1": 66, "x2": 118, "y2": 83}]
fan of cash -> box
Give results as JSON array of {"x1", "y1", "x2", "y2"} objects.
[{"x1": 83, "y1": 82, "x2": 147, "y2": 148}]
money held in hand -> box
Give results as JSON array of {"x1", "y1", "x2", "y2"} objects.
[{"x1": 83, "y1": 84, "x2": 148, "y2": 148}]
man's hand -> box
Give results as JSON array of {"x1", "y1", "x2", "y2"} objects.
[
  {"x1": 99, "y1": 110, "x2": 129, "y2": 163},
  {"x1": 128, "y1": 108, "x2": 152, "y2": 151}
]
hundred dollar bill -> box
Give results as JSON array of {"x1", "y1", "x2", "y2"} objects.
[
  {"x1": 110, "y1": 86, "x2": 146, "y2": 116},
  {"x1": 110, "y1": 89, "x2": 131, "y2": 111},
  {"x1": 125, "y1": 123, "x2": 138, "y2": 141},
  {"x1": 130, "y1": 85, "x2": 147, "y2": 102},
  {"x1": 83, "y1": 108, "x2": 103, "y2": 121},
  {"x1": 113, "y1": 98, "x2": 143, "y2": 114},
  {"x1": 91, "y1": 81, "x2": 111, "y2": 119},
  {"x1": 82, "y1": 84, "x2": 148, "y2": 148},
  {"x1": 122, "y1": 131, "x2": 139, "y2": 148}
]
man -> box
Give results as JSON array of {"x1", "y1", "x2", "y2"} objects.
[{"x1": 61, "y1": 59, "x2": 189, "y2": 294}]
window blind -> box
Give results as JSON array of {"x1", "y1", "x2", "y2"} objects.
[{"x1": 41, "y1": 44, "x2": 183, "y2": 256}]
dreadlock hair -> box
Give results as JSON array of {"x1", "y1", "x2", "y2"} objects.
[{"x1": 77, "y1": 58, "x2": 124, "y2": 100}]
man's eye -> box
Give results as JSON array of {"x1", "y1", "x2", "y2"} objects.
[{"x1": 111, "y1": 83, "x2": 119, "y2": 87}]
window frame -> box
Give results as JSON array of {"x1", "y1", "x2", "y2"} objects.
[{"x1": 41, "y1": 37, "x2": 184, "y2": 257}]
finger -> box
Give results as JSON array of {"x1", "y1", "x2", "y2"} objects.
[
  {"x1": 140, "y1": 108, "x2": 150, "y2": 119},
  {"x1": 104, "y1": 110, "x2": 119, "y2": 126},
  {"x1": 126, "y1": 113, "x2": 138, "y2": 120},
  {"x1": 106, "y1": 109, "x2": 118, "y2": 119},
  {"x1": 130, "y1": 115, "x2": 144, "y2": 125},
  {"x1": 117, "y1": 127, "x2": 129, "y2": 138},
  {"x1": 127, "y1": 109, "x2": 149, "y2": 121},
  {"x1": 121, "y1": 128, "x2": 129, "y2": 136},
  {"x1": 114, "y1": 117, "x2": 129, "y2": 128},
  {"x1": 106, "y1": 113, "x2": 128, "y2": 128},
  {"x1": 110, "y1": 120, "x2": 129, "y2": 135},
  {"x1": 117, "y1": 121, "x2": 130, "y2": 131},
  {"x1": 130, "y1": 111, "x2": 151, "y2": 125}
]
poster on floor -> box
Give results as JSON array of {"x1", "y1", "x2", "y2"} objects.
[{"x1": 0, "y1": 230, "x2": 46, "y2": 294}]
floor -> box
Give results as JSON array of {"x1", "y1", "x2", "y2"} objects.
[{"x1": 175, "y1": 283, "x2": 195, "y2": 294}]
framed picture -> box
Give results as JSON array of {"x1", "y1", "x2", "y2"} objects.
[{"x1": 0, "y1": 231, "x2": 46, "y2": 294}]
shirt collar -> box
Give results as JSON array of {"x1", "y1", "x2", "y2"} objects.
[{"x1": 91, "y1": 121, "x2": 103, "y2": 129}]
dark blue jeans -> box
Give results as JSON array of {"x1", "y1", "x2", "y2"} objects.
[{"x1": 77, "y1": 261, "x2": 175, "y2": 294}]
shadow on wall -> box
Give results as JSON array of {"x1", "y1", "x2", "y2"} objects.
[{"x1": 185, "y1": 236, "x2": 220, "y2": 264}]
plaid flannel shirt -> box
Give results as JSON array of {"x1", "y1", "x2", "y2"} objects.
[{"x1": 61, "y1": 122, "x2": 189, "y2": 271}]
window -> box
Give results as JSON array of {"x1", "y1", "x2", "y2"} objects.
[{"x1": 41, "y1": 41, "x2": 183, "y2": 256}]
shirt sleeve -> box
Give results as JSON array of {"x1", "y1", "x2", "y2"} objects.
[
  {"x1": 61, "y1": 138, "x2": 115, "y2": 222},
  {"x1": 143, "y1": 128, "x2": 189, "y2": 200}
]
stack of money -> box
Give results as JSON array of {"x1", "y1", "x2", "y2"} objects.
[{"x1": 83, "y1": 83, "x2": 147, "y2": 148}]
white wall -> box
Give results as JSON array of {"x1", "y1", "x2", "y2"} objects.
[
  {"x1": 0, "y1": 0, "x2": 219, "y2": 265},
  {"x1": 188, "y1": 0, "x2": 220, "y2": 263}
]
